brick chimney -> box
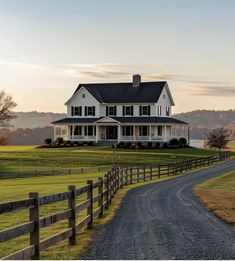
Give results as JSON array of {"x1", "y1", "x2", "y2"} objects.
[{"x1": 132, "y1": 74, "x2": 141, "y2": 87}]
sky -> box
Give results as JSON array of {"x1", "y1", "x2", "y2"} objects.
[{"x1": 0, "y1": 0, "x2": 235, "y2": 113}]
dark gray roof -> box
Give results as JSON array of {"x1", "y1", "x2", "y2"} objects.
[
  {"x1": 73, "y1": 82, "x2": 167, "y2": 103},
  {"x1": 53, "y1": 117, "x2": 187, "y2": 125},
  {"x1": 52, "y1": 118, "x2": 100, "y2": 124}
]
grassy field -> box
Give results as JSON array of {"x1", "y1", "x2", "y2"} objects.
[
  {"x1": 194, "y1": 171, "x2": 235, "y2": 227},
  {"x1": 0, "y1": 145, "x2": 232, "y2": 259},
  {"x1": 0, "y1": 145, "x2": 220, "y2": 173}
]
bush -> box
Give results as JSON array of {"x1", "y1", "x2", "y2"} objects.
[
  {"x1": 65, "y1": 140, "x2": 71, "y2": 145},
  {"x1": 169, "y1": 138, "x2": 179, "y2": 146},
  {"x1": 44, "y1": 138, "x2": 52, "y2": 145},
  {"x1": 118, "y1": 142, "x2": 125, "y2": 148},
  {"x1": 126, "y1": 142, "x2": 132, "y2": 148},
  {"x1": 147, "y1": 142, "x2": 152, "y2": 148},
  {"x1": 56, "y1": 137, "x2": 64, "y2": 145},
  {"x1": 0, "y1": 135, "x2": 9, "y2": 145},
  {"x1": 137, "y1": 142, "x2": 142, "y2": 148},
  {"x1": 88, "y1": 141, "x2": 93, "y2": 146},
  {"x1": 155, "y1": 142, "x2": 160, "y2": 149},
  {"x1": 179, "y1": 137, "x2": 187, "y2": 147},
  {"x1": 162, "y1": 143, "x2": 168, "y2": 149}
]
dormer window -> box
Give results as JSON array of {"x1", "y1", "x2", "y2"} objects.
[
  {"x1": 82, "y1": 93, "x2": 85, "y2": 98},
  {"x1": 157, "y1": 105, "x2": 162, "y2": 116},
  {"x1": 85, "y1": 106, "x2": 95, "y2": 116},
  {"x1": 166, "y1": 106, "x2": 170, "y2": 116},
  {"x1": 71, "y1": 106, "x2": 82, "y2": 116}
]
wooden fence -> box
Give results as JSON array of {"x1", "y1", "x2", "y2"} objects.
[{"x1": 0, "y1": 151, "x2": 230, "y2": 260}]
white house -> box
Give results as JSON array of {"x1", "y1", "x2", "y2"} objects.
[{"x1": 52, "y1": 74, "x2": 189, "y2": 145}]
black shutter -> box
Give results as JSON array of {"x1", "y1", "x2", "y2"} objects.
[
  {"x1": 80, "y1": 106, "x2": 82, "y2": 116},
  {"x1": 93, "y1": 106, "x2": 95, "y2": 116},
  {"x1": 131, "y1": 106, "x2": 134, "y2": 116},
  {"x1": 71, "y1": 106, "x2": 74, "y2": 116},
  {"x1": 148, "y1": 105, "x2": 151, "y2": 116},
  {"x1": 114, "y1": 106, "x2": 117, "y2": 116},
  {"x1": 123, "y1": 106, "x2": 125, "y2": 116},
  {"x1": 85, "y1": 106, "x2": 87, "y2": 116},
  {"x1": 106, "y1": 106, "x2": 109, "y2": 116},
  {"x1": 84, "y1": 126, "x2": 87, "y2": 136},
  {"x1": 139, "y1": 106, "x2": 142, "y2": 116}
]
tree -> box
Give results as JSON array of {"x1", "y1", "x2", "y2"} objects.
[
  {"x1": 206, "y1": 127, "x2": 230, "y2": 152},
  {"x1": 0, "y1": 91, "x2": 17, "y2": 127}
]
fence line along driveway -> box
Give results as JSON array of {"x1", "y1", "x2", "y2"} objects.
[{"x1": 82, "y1": 159, "x2": 235, "y2": 260}]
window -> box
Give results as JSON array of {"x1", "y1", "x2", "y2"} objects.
[
  {"x1": 85, "y1": 106, "x2": 95, "y2": 116},
  {"x1": 56, "y1": 127, "x2": 61, "y2": 135},
  {"x1": 84, "y1": 126, "x2": 95, "y2": 136},
  {"x1": 166, "y1": 106, "x2": 170, "y2": 116},
  {"x1": 157, "y1": 126, "x2": 162, "y2": 136},
  {"x1": 123, "y1": 106, "x2": 133, "y2": 116},
  {"x1": 139, "y1": 105, "x2": 150, "y2": 116},
  {"x1": 157, "y1": 105, "x2": 162, "y2": 116},
  {"x1": 74, "y1": 126, "x2": 82, "y2": 135},
  {"x1": 163, "y1": 94, "x2": 166, "y2": 99},
  {"x1": 106, "y1": 106, "x2": 117, "y2": 116},
  {"x1": 82, "y1": 93, "x2": 85, "y2": 98},
  {"x1": 122, "y1": 126, "x2": 133, "y2": 136},
  {"x1": 139, "y1": 126, "x2": 149, "y2": 136},
  {"x1": 71, "y1": 106, "x2": 82, "y2": 116}
]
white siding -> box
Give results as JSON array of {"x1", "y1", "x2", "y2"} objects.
[
  {"x1": 66, "y1": 87, "x2": 100, "y2": 117},
  {"x1": 155, "y1": 86, "x2": 172, "y2": 116}
]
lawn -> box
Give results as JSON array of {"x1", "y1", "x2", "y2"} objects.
[
  {"x1": 0, "y1": 145, "x2": 219, "y2": 174},
  {"x1": 0, "y1": 145, "x2": 231, "y2": 259},
  {"x1": 194, "y1": 171, "x2": 235, "y2": 227}
]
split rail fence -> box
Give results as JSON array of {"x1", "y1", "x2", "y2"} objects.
[{"x1": 0, "y1": 151, "x2": 230, "y2": 260}]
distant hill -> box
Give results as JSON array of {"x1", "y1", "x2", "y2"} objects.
[
  {"x1": 10, "y1": 111, "x2": 66, "y2": 129},
  {"x1": 0, "y1": 110, "x2": 234, "y2": 144}
]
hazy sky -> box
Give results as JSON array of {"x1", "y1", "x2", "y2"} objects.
[{"x1": 0, "y1": 0, "x2": 235, "y2": 113}]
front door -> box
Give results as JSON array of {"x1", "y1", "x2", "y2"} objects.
[{"x1": 106, "y1": 126, "x2": 118, "y2": 140}]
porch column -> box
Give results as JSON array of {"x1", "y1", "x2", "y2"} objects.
[
  {"x1": 71, "y1": 125, "x2": 74, "y2": 140},
  {"x1": 149, "y1": 125, "x2": 151, "y2": 141},
  {"x1": 164, "y1": 125, "x2": 167, "y2": 141},
  {"x1": 96, "y1": 125, "x2": 99, "y2": 143},
  {"x1": 118, "y1": 124, "x2": 121, "y2": 143},
  {"x1": 133, "y1": 125, "x2": 136, "y2": 141}
]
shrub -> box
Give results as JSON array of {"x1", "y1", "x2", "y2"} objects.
[
  {"x1": 88, "y1": 141, "x2": 93, "y2": 146},
  {"x1": 179, "y1": 137, "x2": 187, "y2": 147},
  {"x1": 44, "y1": 138, "x2": 52, "y2": 145},
  {"x1": 162, "y1": 143, "x2": 168, "y2": 149},
  {"x1": 147, "y1": 142, "x2": 152, "y2": 148},
  {"x1": 137, "y1": 142, "x2": 142, "y2": 148},
  {"x1": 118, "y1": 142, "x2": 125, "y2": 148},
  {"x1": 126, "y1": 142, "x2": 132, "y2": 148},
  {"x1": 0, "y1": 135, "x2": 9, "y2": 145},
  {"x1": 155, "y1": 142, "x2": 160, "y2": 149},
  {"x1": 56, "y1": 137, "x2": 64, "y2": 145},
  {"x1": 66, "y1": 140, "x2": 71, "y2": 145},
  {"x1": 169, "y1": 138, "x2": 179, "y2": 146}
]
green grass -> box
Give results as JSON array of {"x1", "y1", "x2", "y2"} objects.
[
  {"x1": 0, "y1": 145, "x2": 219, "y2": 173},
  {"x1": 0, "y1": 145, "x2": 230, "y2": 259}
]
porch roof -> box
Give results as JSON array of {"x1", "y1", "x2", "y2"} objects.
[{"x1": 52, "y1": 116, "x2": 187, "y2": 125}]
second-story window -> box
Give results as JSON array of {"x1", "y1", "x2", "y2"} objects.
[
  {"x1": 166, "y1": 106, "x2": 170, "y2": 116},
  {"x1": 71, "y1": 106, "x2": 82, "y2": 116},
  {"x1": 123, "y1": 105, "x2": 133, "y2": 116},
  {"x1": 85, "y1": 106, "x2": 96, "y2": 116},
  {"x1": 106, "y1": 106, "x2": 117, "y2": 116},
  {"x1": 139, "y1": 105, "x2": 151, "y2": 116},
  {"x1": 157, "y1": 105, "x2": 162, "y2": 116}
]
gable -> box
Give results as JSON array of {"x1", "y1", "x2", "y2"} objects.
[
  {"x1": 65, "y1": 86, "x2": 100, "y2": 106},
  {"x1": 95, "y1": 116, "x2": 120, "y2": 124},
  {"x1": 157, "y1": 83, "x2": 175, "y2": 106}
]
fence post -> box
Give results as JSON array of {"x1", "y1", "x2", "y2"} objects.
[
  {"x1": 150, "y1": 165, "x2": 153, "y2": 180},
  {"x1": 125, "y1": 168, "x2": 128, "y2": 185},
  {"x1": 143, "y1": 166, "x2": 146, "y2": 182},
  {"x1": 158, "y1": 165, "x2": 161, "y2": 179},
  {"x1": 120, "y1": 168, "x2": 123, "y2": 188},
  {"x1": 29, "y1": 192, "x2": 40, "y2": 260},
  {"x1": 98, "y1": 177, "x2": 103, "y2": 218},
  {"x1": 104, "y1": 174, "x2": 109, "y2": 209},
  {"x1": 108, "y1": 172, "x2": 112, "y2": 204},
  {"x1": 137, "y1": 166, "x2": 140, "y2": 183},
  {"x1": 87, "y1": 180, "x2": 93, "y2": 229},
  {"x1": 68, "y1": 185, "x2": 76, "y2": 245},
  {"x1": 130, "y1": 167, "x2": 133, "y2": 184},
  {"x1": 68, "y1": 169, "x2": 71, "y2": 175}
]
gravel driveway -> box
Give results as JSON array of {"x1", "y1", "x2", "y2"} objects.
[{"x1": 82, "y1": 159, "x2": 235, "y2": 260}]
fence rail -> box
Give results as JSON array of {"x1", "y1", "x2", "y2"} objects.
[{"x1": 0, "y1": 151, "x2": 230, "y2": 260}]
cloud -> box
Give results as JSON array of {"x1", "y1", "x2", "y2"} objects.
[{"x1": 192, "y1": 85, "x2": 235, "y2": 97}]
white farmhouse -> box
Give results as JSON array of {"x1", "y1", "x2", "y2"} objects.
[{"x1": 53, "y1": 75, "x2": 189, "y2": 146}]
